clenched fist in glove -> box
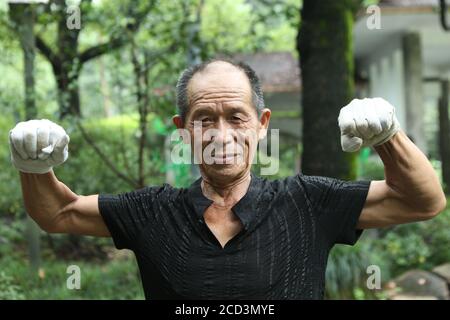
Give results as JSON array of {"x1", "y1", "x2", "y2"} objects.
[
  {"x1": 338, "y1": 97, "x2": 400, "y2": 152},
  {"x1": 9, "y1": 119, "x2": 70, "y2": 174}
]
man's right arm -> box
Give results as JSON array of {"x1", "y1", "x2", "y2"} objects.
[
  {"x1": 20, "y1": 171, "x2": 110, "y2": 237},
  {"x1": 10, "y1": 119, "x2": 110, "y2": 237}
]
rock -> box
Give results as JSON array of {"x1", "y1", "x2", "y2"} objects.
[
  {"x1": 386, "y1": 270, "x2": 449, "y2": 300},
  {"x1": 432, "y1": 263, "x2": 450, "y2": 283}
]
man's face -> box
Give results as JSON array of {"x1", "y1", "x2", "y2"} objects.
[{"x1": 174, "y1": 61, "x2": 270, "y2": 184}]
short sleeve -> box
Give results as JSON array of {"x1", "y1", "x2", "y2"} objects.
[
  {"x1": 98, "y1": 186, "x2": 160, "y2": 250},
  {"x1": 298, "y1": 174, "x2": 371, "y2": 246}
]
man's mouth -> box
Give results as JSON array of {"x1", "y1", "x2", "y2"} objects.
[{"x1": 211, "y1": 153, "x2": 242, "y2": 164}]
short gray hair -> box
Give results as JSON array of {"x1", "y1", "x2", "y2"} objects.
[{"x1": 176, "y1": 58, "x2": 265, "y2": 122}]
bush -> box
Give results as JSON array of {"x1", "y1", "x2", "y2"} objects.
[
  {"x1": 325, "y1": 234, "x2": 390, "y2": 299},
  {"x1": 0, "y1": 219, "x2": 26, "y2": 257},
  {"x1": 0, "y1": 253, "x2": 143, "y2": 299},
  {"x1": 0, "y1": 116, "x2": 25, "y2": 218},
  {"x1": 375, "y1": 208, "x2": 450, "y2": 275},
  {"x1": 325, "y1": 245, "x2": 369, "y2": 299},
  {"x1": 0, "y1": 271, "x2": 25, "y2": 300},
  {"x1": 326, "y1": 206, "x2": 450, "y2": 299}
]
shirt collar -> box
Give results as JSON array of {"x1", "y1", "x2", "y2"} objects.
[{"x1": 187, "y1": 172, "x2": 270, "y2": 231}]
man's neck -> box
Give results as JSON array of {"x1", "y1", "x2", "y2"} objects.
[{"x1": 200, "y1": 172, "x2": 251, "y2": 208}]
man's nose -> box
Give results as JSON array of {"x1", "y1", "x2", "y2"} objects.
[{"x1": 213, "y1": 119, "x2": 235, "y2": 145}]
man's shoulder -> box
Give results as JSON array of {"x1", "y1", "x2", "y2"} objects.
[
  {"x1": 273, "y1": 174, "x2": 371, "y2": 200},
  {"x1": 262, "y1": 173, "x2": 334, "y2": 189},
  {"x1": 261, "y1": 174, "x2": 351, "y2": 200},
  {"x1": 133, "y1": 183, "x2": 186, "y2": 202}
]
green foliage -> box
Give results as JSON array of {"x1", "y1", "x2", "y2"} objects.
[
  {"x1": 0, "y1": 116, "x2": 24, "y2": 217},
  {"x1": 379, "y1": 232, "x2": 430, "y2": 272},
  {"x1": 0, "y1": 254, "x2": 143, "y2": 299},
  {"x1": 358, "y1": 157, "x2": 385, "y2": 180},
  {"x1": 0, "y1": 271, "x2": 25, "y2": 300},
  {"x1": 0, "y1": 220, "x2": 25, "y2": 257},
  {"x1": 57, "y1": 114, "x2": 169, "y2": 194},
  {"x1": 325, "y1": 245, "x2": 368, "y2": 299},
  {"x1": 325, "y1": 237, "x2": 389, "y2": 299},
  {"x1": 344, "y1": 151, "x2": 359, "y2": 181},
  {"x1": 325, "y1": 207, "x2": 450, "y2": 299},
  {"x1": 376, "y1": 208, "x2": 450, "y2": 274},
  {"x1": 201, "y1": 0, "x2": 300, "y2": 55}
]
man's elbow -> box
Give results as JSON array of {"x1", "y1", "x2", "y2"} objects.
[
  {"x1": 28, "y1": 197, "x2": 80, "y2": 234},
  {"x1": 28, "y1": 210, "x2": 68, "y2": 234},
  {"x1": 418, "y1": 192, "x2": 447, "y2": 220},
  {"x1": 35, "y1": 218, "x2": 64, "y2": 234}
]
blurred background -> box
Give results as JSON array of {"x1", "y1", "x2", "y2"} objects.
[{"x1": 0, "y1": 0, "x2": 449, "y2": 300}]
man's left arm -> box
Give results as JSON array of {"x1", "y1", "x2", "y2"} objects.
[
  {"x1": 358, "y1": 130, "x2": 446, "y2": 228},
  {"x1": 338, "y1": 98, "x2": 446, "y2": 229}
]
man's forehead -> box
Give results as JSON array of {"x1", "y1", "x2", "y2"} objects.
[{"x1": 187, "y1": 62, "x2": 252, "y2": 103}]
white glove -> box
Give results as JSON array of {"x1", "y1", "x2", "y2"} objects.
[
  {"x1": 9, "y1": 119, "x2": 70, "y2": 174},
  {"x1": 338, "y1": 97, "x2": 400, "y2": 152}
]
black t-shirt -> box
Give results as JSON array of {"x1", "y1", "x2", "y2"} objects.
[{"x1": 98, "y1": 173, "x2": 370, "y2": 299}]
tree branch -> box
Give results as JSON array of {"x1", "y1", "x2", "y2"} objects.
[
  {"x1": 75, "y1": 120, "x2": 139, "y2": 188},
  {"x1": 35, "y1": 35, "x2": 59, "y2": 70},
  {"x1": 78, "y1": 36, "x2": 129, "y2": 64},
  {"x1": 78, "y1": 0, "x2": 156, "y2": 64}
]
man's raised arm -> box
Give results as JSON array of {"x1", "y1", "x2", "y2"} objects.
[
  {"x1": 10, "y1": 119, "x2": 109, "y2": 237},
  {"x1": 338, "y1": 98, "x2": 446, "y2": 229}
]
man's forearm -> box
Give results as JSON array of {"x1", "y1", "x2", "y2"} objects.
[
  {"x1": 374, "y1": 130, "x2": 446, "y2": 214},
  {"x1": 20, "y1": 171, "x2": 79, "y2": 231}
]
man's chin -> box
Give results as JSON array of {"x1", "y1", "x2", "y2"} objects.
[{"x1": 201, "y1": 164, "x2": 248, "y2": 182}]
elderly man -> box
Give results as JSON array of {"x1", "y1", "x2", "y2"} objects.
[{"x1": 9, "y1": 59, "x2": 446, "y2": 299}]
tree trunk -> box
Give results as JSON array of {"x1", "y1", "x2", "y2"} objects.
[
  {"x1": 55, "y1": 0, "x2": 81, "y2": 118},
  {"x1": 54, "y1": 66, "x2": 81, "y2": 118},
  {"x1": 438, "y1": 80, "x2": 450, "y2": 193},
  {"x1": 9, "y1": 3, "x2": 41, "y2": 272},
  {"x1": 297, "y1": 0, "x2": 358, "y2": 180}
]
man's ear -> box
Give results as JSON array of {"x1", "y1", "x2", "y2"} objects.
[
  {"x1": 173, "y1": 115, "x2": 184, "y2": 129},
  {"x1": 258, "y1": 108, "x2": 271, "y2": 140},
  {"x1": 173, "y1": 115, "x2": 190, "y2": 144}
]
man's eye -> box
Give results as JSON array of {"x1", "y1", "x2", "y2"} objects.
[
  {"x1": 200, "y1": 117, "x2": 213, "y2": 123},
  {"x1": 230, "y1": 116, "x2": 243, "y2": 122}
]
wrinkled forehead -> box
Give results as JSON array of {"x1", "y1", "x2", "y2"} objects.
[{"x1": 187, "y1": 62, "x2": 253, "y2": 106}]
